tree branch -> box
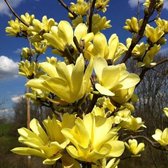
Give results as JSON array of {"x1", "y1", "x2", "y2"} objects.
[
  {"x1": 121, "y1": 0, "x2": 156, "y2": 63},
  {"x1": 136, "y1": 58, "x2": 168, "y2": 87},
  {"x1": 88, "y1": 0, "x2": 97, "y2": 33},
  {"x1": 57, "y1": 0, "x2": 77, "y2": 18},
  {"x1": 4, "y1": 0, "x2": 29, "y2": 27},
  {"x1": 124, "y1": 135, "x2": 167, "y2": 151}
]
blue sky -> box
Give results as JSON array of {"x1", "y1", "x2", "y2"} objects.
[{"x1": 0, "y1": 0, "x2": 168, "y2": 118}]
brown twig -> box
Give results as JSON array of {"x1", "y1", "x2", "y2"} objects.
[
  {"x1": 153, "y1": 58, "x2": 168, "y2": 68},
  {"x1": 73, "y1": 36, "x2": 83, "y2": 53},
  {"x1": 57, "y1": 0, "x2": 77, "y2": 18},
  {"x1": 124, "y1": 135, "x2": 167, "y2": 151},
  {"x1": 136, "y1": 58, "x2": 168, "y2": 87},
  {"x1": 121, "y1": 0, "x2": 156, "y2": 63},
  {"x1": 4, "y1": 0, "x2": 29, "y2": 27},
  {"x1": 136, "y1": 0, "x2": 140, "y2": 21},
  {"x1": 88, "y1": 0, "x2": 97, "y2": 33}
]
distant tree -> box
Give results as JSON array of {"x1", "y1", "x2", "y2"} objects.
[{"x1": 13, "y1": 97, "x2": 52, "y2": 128}]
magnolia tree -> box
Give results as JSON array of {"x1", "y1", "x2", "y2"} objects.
[{"x1": 5, "y1": 0, "x2": 168, "y2": 167}]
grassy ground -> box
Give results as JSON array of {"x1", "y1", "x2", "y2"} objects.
[{"x1": 0, "y1": 122, "x2": 48, "y2": 168}]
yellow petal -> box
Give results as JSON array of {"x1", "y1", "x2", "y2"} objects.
[
  {"x1": 108, "y1": 34, "x2": 119, "y2": 60},
  {"x1": 11, "y1": 147, "x2": 45, "y2": 158},
  {"x1": 30, "y1": 118, "x2": 48, "y2": 144},
  {"x1": 74, "y1": 23, "x2": 87, "y2": 42},
  {"x1": 26, "y1": 78, "x2": 48, "y2": 91},
  {"x1": 43, "y1": 153, "x2": 62, "y2": 165},
  {"x1": 58, "y1": 21, "x2": 73, "y2": 45},
  {"x1": 71, "y1": 55, "x2": 84, "y2": 97},
  {"x1": 101, "y1": 65, "x2": 122, "y2": 89},
  {"x1": 94, "y1": 57, "x2": 107, "y2": 81},
  {"x1": 95, "y1": 83, "x2": 115, "y2": 96},
  {"x1": 93, "y1": 33, "x2": 107, "y2": 57},
  {"x1": 119, "y1": 73, "x2": 140, "y2": 89},
  {"x1": 106, "y1": 140, "x2": 125, "y2": 157},
  {"x1": 163, "y1": 107, "x2": 168, "y2": 117},
  {"x1": 43, "y1": 77, "x2": 70, "y2": 102},
  {"x1": 40, "y1": 62, "x2": 58, "y2": 77}
]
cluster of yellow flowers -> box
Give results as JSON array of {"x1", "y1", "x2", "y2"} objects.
[
  {"x1": 12, "y1": 106, "x2": 145, "y2": 166},
  {"x1": 5, "y1": 0, "x2": 168, "y2": 167}
]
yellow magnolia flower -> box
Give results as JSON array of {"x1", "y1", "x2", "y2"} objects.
[
  {"x1": 126, "y1": 38, "x2": 147, "y2": 58},
  {"x1": 26, "y1": 54, "x2": 93, "y2": 103},
  {"x1": 114, "y1": 109, "x2": 131, "y2": 124},
  {"x1": 107, "y1": 34, "x2": 127, "y2": 62},
  {"x1": 27, "y1": 16, "x2": 57, "y2": 43},
  {"x1": 6, "y1": 19, "x2": 22, "y2": 36},
  {"x1": 25, "y1": 89, "x2": 48, "y2": 102},
  {"x1": 124, "y1": 17, "x2": 141, "y2": 33},
  {"x1": 72, "y1": 15, "x2": 83, "y2": 28},
  {"x1": 125, "y1": 139, "x2": 145, "y2": 156},
  {"x1": 6, "y1": 13, "x2": 34, "y2": 36},
  {"x1": 156, "y1": 18, "x2": 168, "y2": 33},
  {"x1": 143, "y1": 44, "x2": 161, "y2": 66},
  {"x1": 28, "y1": 16, "x2": 57, "y2": 35},
  {"x1": 89, "y1": 14, "x2": 111, "y2": 34},
  {"x1": 94, "y1": 57, "x2": 140, "y2": 103},
  {"x1": 20, "y1": 12, "x2": 35, "y2": 26},
  {"x1": 152, "y1": 128, "x2": 168, "y2": 146},
  {"x1": 32, "y1": 40, "x2": 48, "y2": 54},
  {"x1": 114, "y1": 108, "x2": 145, "y2": 131},
  {"x1": 44, "y1": 21, "x2": 94, "y2": 56},
  {"x1": 12, "y1": 114, "x2": 74, "y2": 165},
  {"x1": 95, "y1": 0, "x2": 110, "y2": 12},
  {"x1": 85, "y1": 32, "x2": 109, "y2": 59},
  {"x1": 102, "y1": 97, "x2": 116, "y2": 112},
  {"x1": 121, "y1": 116, "x2": 145, "y2": 131},
  {"x1": 163, "y1": 107, "x2": 168, "y2": 117},
  {"x1": 21, "y1": 47, "x2": 35, "y2": 59},
  {"x1": 145, "y1": 25, "x2": 164, "y2": 43},
  {"x1": 144, "y1": 0, "x2": 163, "y2": 11},
  {"x1": 62, "y1": 110, "x2": 125, "y2": 162},
  {"x1": 70, "y1": 0, "x2": 90, "y2": 16},
  {"x1": 19, "y1": 60, "x2": 38, "y2": 79},
  {"x1": 85, "y1": 33, "x2": 127, "y2": 62}
]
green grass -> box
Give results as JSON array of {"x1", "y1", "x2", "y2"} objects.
[{"x1": 0, "y1": 123, "x2": 15, "y2": 136}]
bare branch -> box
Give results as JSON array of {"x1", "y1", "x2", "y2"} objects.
[
  {"x1": 136, "y1": 58, "x2": 168, "y2": 87},
  {"x1": 57, "y1": 0, "x2": 77, "y2": 18},
  {"x1": 121, "y1": 0, "x2": 156, "y2": 63},
  {"x1": 124, "y1": 135, "x2": 167, "y2": 151},
  {"x1": 4, "y1": 0, "x2": 29, "y2": 27},
  {"x1": 88, "y1": 0, "x2": 97, "y2": 33}
]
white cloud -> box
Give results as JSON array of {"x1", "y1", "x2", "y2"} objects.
[
  {"x1": 128, "y1": 0, "x2": 145, "y2": 8},
  {"x1": 0, "y1": 108, "x2": 14, "y2": 120},
  {"x1": 0, "y1": 56, "x2": 18, "y2": 79},
  {"x1": 11, "y1": 95, "x2": 24, "y2": 103},
  {"x1": 0, "y1": 0, "x2": 24, "y2": 16},
  {"x1": 128, "y1": 0, "x2": 168, "y2": 10},
  {"x1": 164, "y1": 0, "x2": 168, "y2": 10}
]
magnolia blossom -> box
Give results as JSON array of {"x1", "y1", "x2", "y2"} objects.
[
  {"x1": 94, "y1": 57, "x2": 140, "y2": 103},
  {"x1": 152, "y1": 128, "x2": 168, "y2": 146},
  {"x1": 43, "y1": 21, "x2": 94, "y2": 56},
  {"x1": 62, "y1": 109, "x2": 125, "y2": 162},
  {"x1": 26, "y1": 54, "x2": 93, "y2": 103},
  {"x1": 12, "y1": 114, "x2": 75, "y2": 164},
  {"x1": 145, "y1": 25, "x2": 164, "y2": 43},
  {"x1": 125, "y1": 139, "x2": 145, "y2": 155}
]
